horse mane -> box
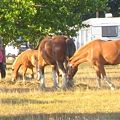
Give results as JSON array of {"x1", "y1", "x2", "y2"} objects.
[
  {"x1": 12, "y1": 49, "x2": 32, "y2": 69},
  {"x1": 12, "y1": 54, "x2": 21, "y2": 70}
]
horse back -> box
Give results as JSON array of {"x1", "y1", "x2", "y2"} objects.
[
  {"x1": 76, "y1": 39, "x2": 120, "y2": 65},
  {"x1": 38, "y1": 36, "x2": 68, "y2": 65},
  {"x1": 12, "y1": 49, "x2": 38, "y2": 70}
]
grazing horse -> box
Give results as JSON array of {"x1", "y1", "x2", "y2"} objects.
[
  {"x1": 11, "y1": 49, "x2": 38, "y2": 82},
  {"x1": 37, "y1": 36, "x2": 76, "y2": 89},
  {"x1": 67, "y1": 39, "x2": 120, "y2": 90}
]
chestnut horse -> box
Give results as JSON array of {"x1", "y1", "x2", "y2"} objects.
[
  {"x1": 37, "y1": 36, "x2": 76, "y2": 89},
  {"x1": 11, "y1": 49, "x2": 38, "y2": 82},
  {"x1": 67, "y1": 39, "x2": 120, "y2": 90}
]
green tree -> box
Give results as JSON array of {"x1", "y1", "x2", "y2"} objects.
[
  {"x1": 107, "y1": 0, "x2": 120, "y2": 17},
  {"x1": 0, "y1": 0, "x2": 108, "y2": 45},
  {"x1": 81, "y1": 0, "x2": 120, "y2": 20},
  {"x1": 0, "y1": 0, "x2": 36, "y2": 44}
]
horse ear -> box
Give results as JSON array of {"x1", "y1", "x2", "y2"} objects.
[
  {"x1": 64, "y1": 36, "x2": 68, "y2": 38},
  {"x1": 64, "y1": 36, "x2": 70, "y2": 42}
]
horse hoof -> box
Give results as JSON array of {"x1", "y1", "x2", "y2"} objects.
[
  {"x1": 111, "y1": 87, "x2": 115, "y2": 90},
  {"x1": 61, "y1": 86, "x2": 67, "y2": 91},
  {"x1": 39, "y1": 84, "x2": 46, "y2": 90},
  {"x1": 111, "y1": 84, "x2": 115, "y2": 90},
  {"x1": 11, "y1": 80, "x2": 16, "y2": 84},
  {"x1": 53, "y1": 84, "x2": 60, "y2": 88},
  {"x1": 67, "y1": 80, "x2": 74, "y2": 87},
  {"x1": 40, "y1": 87, "x2": 46, "y2": 91}
]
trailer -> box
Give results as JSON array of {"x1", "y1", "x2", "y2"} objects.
[{"x1": 75, "y1": 16, "x2": 120, "y2": 49}]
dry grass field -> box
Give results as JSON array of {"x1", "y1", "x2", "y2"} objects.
[{"x1": 0, "y1": 62, "x2": 120, "y2": 120}]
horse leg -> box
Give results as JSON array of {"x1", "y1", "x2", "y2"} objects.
[
  {"x1": 23, "y1": 66, "x2": 27, "y2": 82},
  {"x1": 37, "y1": 65, "x2": 41, "y2": 80},
  {"x1": 95, "y1": 63, "x2": 115, "y2": 90},
  {"x1": 94, "y1": 66, "x2": 102, "y2": 88},
  {"x1": 100, "y1": 66, "x2": 115, "y2": 90},
  {"x1": 57, "y1": 62, "x2": 67, "y2": 89},
  {"x1": 104, "y1": 76, "x2": 115, "y2": 90},
  {"x1": 55, "y1": 65, "x2": 62, "y2": 77},
  {"x1": 38, "y1": 66, "x2": 45, "y2": 89},
  {"x1": 51, "y1": 65, "x2": 59, "y2": 88},
  {"x1": 31, "y1": 67, "x2": 34, "y2": 79},
  {"x1": 35, "y1": 65, "x2": 39, "y2": 80}
]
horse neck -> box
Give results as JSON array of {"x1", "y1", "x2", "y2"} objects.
[
  {"x1": 70, "y1": 40, "x2": 102, "y2": 67},
  {"x1": 70, "y1": 44, "x2": 90, "y2": 67},
  {"x1": 12, "y1": 57, "x2": 22, "y2": 72}
]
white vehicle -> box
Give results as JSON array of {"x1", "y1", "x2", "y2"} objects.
[
  {"x1": 75, "y1": 14, "x2": 120, "y2": 49},
  {"x1": 5, "y1": 41, "x2": 29, "y2": 60},
  {"x1": 5, "y1": 41, "x2": 20, "y2": 60}
]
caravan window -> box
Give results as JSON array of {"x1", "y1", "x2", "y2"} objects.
[{"x1": 102, "y1": 26, "x2": 118, "y2": 37}]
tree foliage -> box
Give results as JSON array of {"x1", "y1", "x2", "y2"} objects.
[
  {"x1": 107, "y1": 0, "x2": 120, "y2": 17},
  {"x1": 0, "y1": 0, "x2": 36, "y2": 44},
  {"x1": 82, "y1": 0, "x2": 120, "y2": 20},
  {"x1": 0, "y1": 0, "x2": 108, "y2": 45}
]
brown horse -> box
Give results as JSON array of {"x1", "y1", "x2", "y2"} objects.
[
  {"x1": 66, "y1": 39, "x2": 120, "y2": 90},
  {"x1": 11, "y1": 49, "x2": 38, "y2": 82},
  {"x1": 37, "y1": 35, "x2": 76, "y2": 89}
]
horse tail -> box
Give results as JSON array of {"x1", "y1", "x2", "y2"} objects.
[
  {"x1": 64, "y1": 36, "x2": 76, "y2": 70},
  {"x1": 65, "y1": 37, "x2": 76, "y2": 58}
]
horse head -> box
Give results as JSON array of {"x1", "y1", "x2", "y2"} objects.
[
  {"x1": 66, "y1": 57, "x2": 78, "y2": 87},
  {"x1": 11, "y1": 67, "x2": 18, "y2": 82}
]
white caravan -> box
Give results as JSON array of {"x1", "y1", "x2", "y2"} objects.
[{"x1": 75, "y1": 17, "x2": 120, "y2": 49}]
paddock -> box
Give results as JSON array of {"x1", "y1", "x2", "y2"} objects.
[
  {"x1": 3, "y1": 63, "x2": 120, "y2": 90},
  {"x1": 0, "y1": 63, "x2": 120, "y2": 119}
]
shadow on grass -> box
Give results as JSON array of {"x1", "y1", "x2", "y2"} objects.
[
  {"x1": 0, "y1": 112, "x2": 120, "y2": 120},
  {"x1": 1, "y1": 98, "x2": 65, "y2": 105}
]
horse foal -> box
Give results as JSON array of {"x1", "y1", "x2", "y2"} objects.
[{"x1": 11, "y1": 49, "x2": 38, "y2": 82}]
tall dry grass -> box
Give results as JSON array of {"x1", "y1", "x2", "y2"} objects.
[{"x1": 0, "y1": 63, "x2": 120, "y2": 120}]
